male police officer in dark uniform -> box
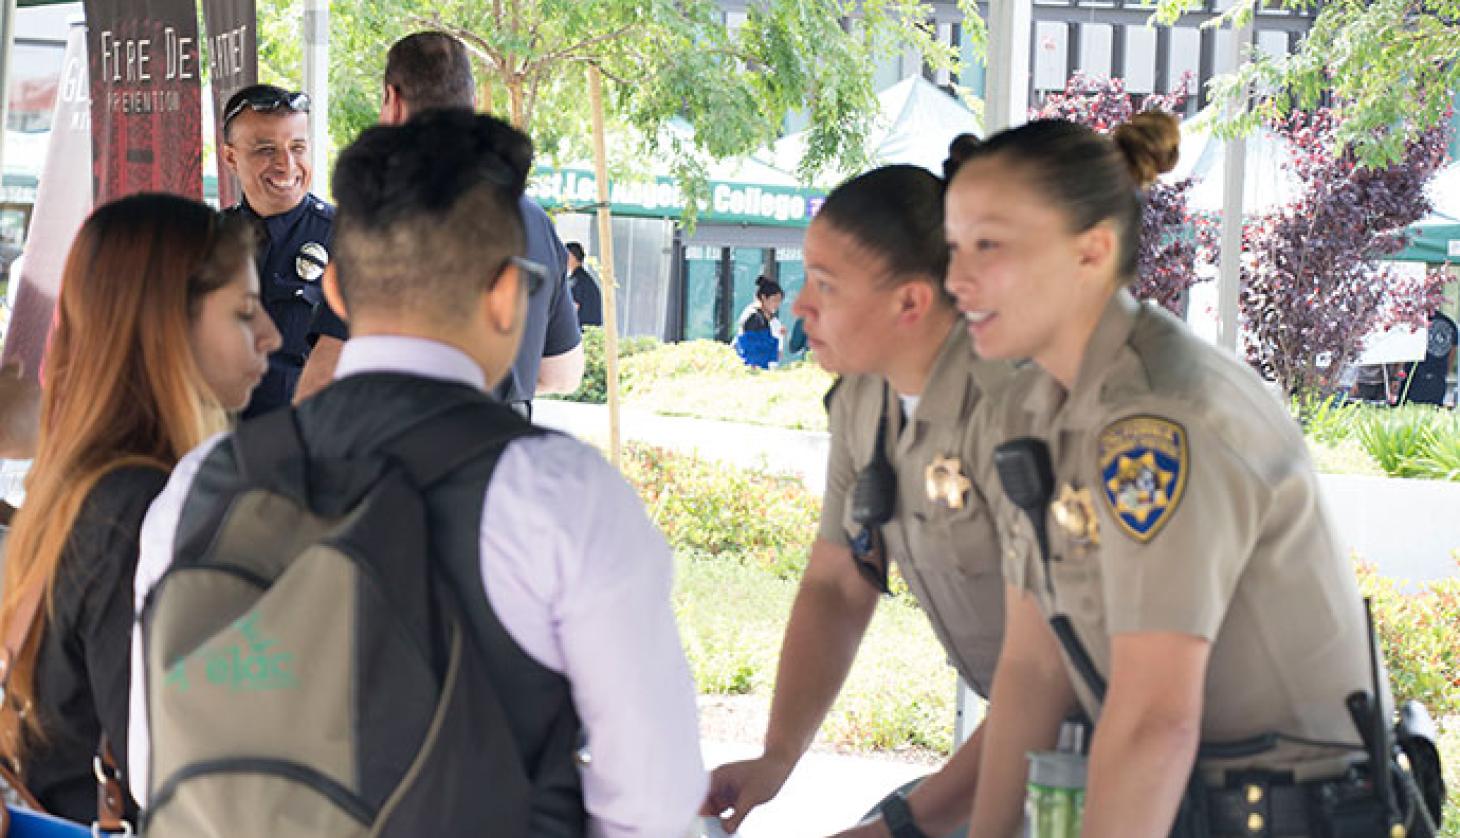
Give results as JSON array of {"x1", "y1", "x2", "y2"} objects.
[{"x1": 219, "y1": 84, "x2": 334, "y2": 418}]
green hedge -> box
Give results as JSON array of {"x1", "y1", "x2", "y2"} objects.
[
  {"x1": 1356, "y1": 559, "x2": 1460, "y2": 717},
  {"x1": 1294, "y1": 395, "x2": 1460, "y2": 480},
  {"x1": 558, "y1": 326, "x2": 662, "y2": 405},
  {"x1": 621, "y1": 443, "x2": 819, "y2": 580}
]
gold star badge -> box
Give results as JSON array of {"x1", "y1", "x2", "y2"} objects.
[
  {"x1": 1051, "y1": 484, "x2": 1100, "y2": 545},
  {"x1": 925, "y1": 455, "x2": 971, "y2": 509},
  {"x1": 1105, "y1": 451, "x2": 1175, "y2": 525}
]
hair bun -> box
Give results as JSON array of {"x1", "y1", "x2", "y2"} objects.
[
  {"x1": 1113, "y1": 111, "x2": 1180, "y2": 188},
  {"x1": 943, "y1": 133, "x2": 983, "y2": 182}
]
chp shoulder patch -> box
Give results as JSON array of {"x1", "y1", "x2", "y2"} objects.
[{"x1": 1097, "y1": 415, "x2": 1188, "y2": 543}]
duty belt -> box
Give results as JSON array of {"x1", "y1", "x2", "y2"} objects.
[{"x1": 1202, "y1": 769, "x2": 1387, "y2": 838}]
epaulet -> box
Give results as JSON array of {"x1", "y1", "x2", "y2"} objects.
[
  {"x1": 308, "y1": 197, "x2": 335, "y2": 219},
  {"x1": 822, "y1": 377, "x2": 844, "y2": 414}
]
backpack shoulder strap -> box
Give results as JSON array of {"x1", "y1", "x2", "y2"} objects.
[
  {"x1": 383, "y1": 401, "x2": 537, "y2": 489},
  {"x1": 231, "y1": 407, "x2": 310, "y2": 501}
]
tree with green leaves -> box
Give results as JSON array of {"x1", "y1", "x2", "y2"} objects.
[
  {"x1": 259, "y1": 0, "x2": 980, "y2": 191},
  {"x1": 1154, "y1": 0, "x2": 1457, "y2": 167}
]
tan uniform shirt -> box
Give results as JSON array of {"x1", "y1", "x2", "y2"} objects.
[
  {"x1": 987, "y1": 290, "x2": 1373, "y2": 776},
  {"x1": 819, "y1": 322, "x2": 1013, "y2": 696}
]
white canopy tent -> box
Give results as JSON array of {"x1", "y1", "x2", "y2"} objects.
[{"x1": 758, "y1": 75, "x2": 983, "y2": 181}]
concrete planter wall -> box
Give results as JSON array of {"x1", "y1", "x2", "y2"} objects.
[{"x1": 1318, "y1": 474, "x2": 1460, "y2": 584}]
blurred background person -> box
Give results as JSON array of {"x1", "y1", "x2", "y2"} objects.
[
  {"x1": 566, "y1": 241, "x2": 604, "y2": 327},
  {"x1": 733, "y1": 276, "x2": 785, "y2": 369}
]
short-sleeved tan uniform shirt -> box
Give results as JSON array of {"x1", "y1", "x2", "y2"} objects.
[
  {"x1": 986, "y1": 291, "x2": 1373, "y2": 777},
  {"x1": 820, "y1": 322, "x2": 1014, "y2": 696}
]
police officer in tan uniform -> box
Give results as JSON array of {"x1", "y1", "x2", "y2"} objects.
[
  {"x1": 943, "y1": 114, "x2": 1397, "y2": 837},
  {"x1": 703, "y1": 165, "x2": 1012, "y2": 838}
]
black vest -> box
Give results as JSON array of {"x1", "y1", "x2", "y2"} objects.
[{"x1": 176, "y1": 373, "x2": 586, "y2": 835}]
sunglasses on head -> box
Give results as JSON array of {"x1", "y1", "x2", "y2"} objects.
[
  {"x1": 223, "y1": 90, "x2": 311, "y2": 130},
  {"x1": 849, "y1": 386, "x2": 898, "y2": 595}
]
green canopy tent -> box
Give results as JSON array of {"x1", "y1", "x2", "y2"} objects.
[
  {"x1": 1390, "y1": 162, "x2": 1460, "y2": 264},
  {"x1": 1389, "y1": 213, "x2": 1460, "y2": 264}
]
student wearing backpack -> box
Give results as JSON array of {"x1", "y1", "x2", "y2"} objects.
[
  {"x1": 0, "y1": 194, "x2": 280, "y2": 825},
  {"x1": 128, "y1": 110, "x2": 705, "y2": 837}
]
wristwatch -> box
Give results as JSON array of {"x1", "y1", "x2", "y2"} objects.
[{"x1": 880, "y1": 791, "x2": 931, "y2": 838}]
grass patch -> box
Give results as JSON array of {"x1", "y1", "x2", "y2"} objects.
[
  {"x1": 621, "y1": 341, "x2": 834, "y2": 432},
  {"x1": 674, "y1": 551, "x2": 955, "y2": 756},
  {"x1": 1307, "y1": 437, "x2": 1384, "y2": 476}
]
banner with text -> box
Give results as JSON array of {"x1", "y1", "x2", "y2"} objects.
[
  {"x1": 2, "y1": 22, "x2": 93, "y2": 379},
  {"x1": 527, "y1": 168, "x2": 826, "y2": 229},
  {"x1": 201, "y1": 0, "x2": 256, "y2": 208},
  {"x1": 83, "y1": 0, "x2": 204, "y2": 202}
]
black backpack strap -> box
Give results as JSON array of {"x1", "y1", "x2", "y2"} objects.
[
  {"x1": 382, "y1": 401, "x2": 535, "y2": 489},
  {"x1": 232, "y1": 407, "x2": 310, "y2": 502}
]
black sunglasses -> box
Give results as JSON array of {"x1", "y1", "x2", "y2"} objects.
[
  {"x1": 849, "y1": 386, "x2": 898, "y2": 595},
  {"x1": 223, "y1": 90, "x2": 311, "y2": 129}
]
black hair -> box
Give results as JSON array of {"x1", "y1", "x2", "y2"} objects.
[
  {"x1": 331, "y1": 109, "x2": 532, "y2": 319},
  {"x1": 565, "y1": 241, "x2": 586, "y2": 262},
  {"x1": 385, "y1": 32, "x2": 475, "y2": 114},
  {"x1": 943, "y1": 133, "x2": 982, "y2": 182},
  {"x1": 950, "y1": 114, "x2": 1179, "y2": 280},
  {"x1": 755, "y1": 276, "x2": 784, "y2": 300},
  {"x1": 816, "y1": 164, "x2": 951, "y2": 302}
]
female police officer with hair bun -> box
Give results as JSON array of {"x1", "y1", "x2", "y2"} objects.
[
  {"x1": 944, "y1": 112, "x2": 1400, "y2": 837},
  {"x1": 704, "y1": 162, "x2": 1014, "y2": 838}
]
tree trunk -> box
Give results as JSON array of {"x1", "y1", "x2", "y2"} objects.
[
  {"x1": 588, "y1": 64, "x2": 622, "y2": 467},
  {"x1": 507, "y1": 74, "x2": 526, "y2": 130}
]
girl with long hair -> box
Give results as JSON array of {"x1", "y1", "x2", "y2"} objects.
[{"x1": 0, "y1": 193, "x2": 280, "y2": 821}]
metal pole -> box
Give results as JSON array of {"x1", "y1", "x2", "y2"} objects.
[
  {"x1": 302, "y1": 0, "x2": 329, "y2": 197},
  {"x1": 983, "y1": 0, "x2": 1032, "y2": 131},
  {"x1": 0, "y1": 0, "x2": 18, "y2": 181},
  {"x1": 1216, "y1": 22, "x2": 1251, "y2": 353},
  {"x1": 588, "y1": 64, "x2": 621, "y2": 467}
]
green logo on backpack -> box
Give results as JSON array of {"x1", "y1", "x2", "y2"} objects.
[{"x1": 166, "y1": 613, "x2": 299, "y2": 693}]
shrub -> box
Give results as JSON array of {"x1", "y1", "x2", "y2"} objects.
[
  {"x1": 1355, "y1": 559, "x2": 1460, "y2": 718},
  {"x1": 1354, "y1": 404, "x2": 1460, "y2": 480},
  {"x1": 559, "y1": 325, "x2": 661, "y2": 404},
  {"x1": 1292, "y1": 392, "x2": 1362, "y2": 446},
  {"x1": 619, "y1": 443, "x2": 820, "y2": 579}
]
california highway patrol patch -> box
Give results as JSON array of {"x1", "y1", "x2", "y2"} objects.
[{"x1": 1098, "y1": 416, "x2": 1188, "y2": 543}]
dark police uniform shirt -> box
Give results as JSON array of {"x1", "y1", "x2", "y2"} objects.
[
  {"x1": 229, "y1": 194, "x2": 334, "y2": 418},
  {"x1": 1408, "y1": 311, "x2": 1456, "y2": 405},
  {"x1": 570, "y1": 266, "x2": 603, "y2": 327},
  {"x1": 308, "y1": 196, "x2": 579, "y2": 408}
]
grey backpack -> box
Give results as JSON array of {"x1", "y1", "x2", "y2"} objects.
[{"x1": 140, "y1": 404, "x2": 535, "y2": 837}]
